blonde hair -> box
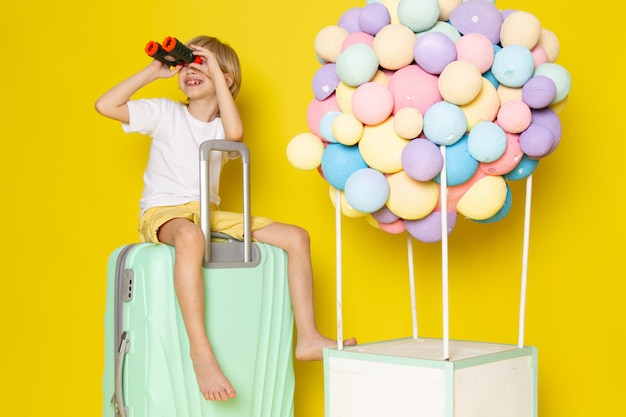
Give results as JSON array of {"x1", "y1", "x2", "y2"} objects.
[{"x1": 186, "y1": 35, "x2": 242, "y2": 99}]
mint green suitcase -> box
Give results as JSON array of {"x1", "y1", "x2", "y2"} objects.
[{"x1": 103, "y1": 141, "x2": 295, "y2": 417}]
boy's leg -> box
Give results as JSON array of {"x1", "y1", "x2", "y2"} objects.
[
  {"x1": 157, "y1": 218, "x2": 236, "y2": 401},
  {"x1": 252, "y1": 222, "x2": 356, "y2": 361}
]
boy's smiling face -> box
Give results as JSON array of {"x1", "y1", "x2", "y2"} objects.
[{"x1": 178, "y1": 65, "x2": 215, "y2": 100}]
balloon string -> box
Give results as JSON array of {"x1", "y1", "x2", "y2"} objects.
[
  {"x1": 407, "y1": 234, "x2": 418, "y2": 339},
  {"x1": 440, "y1": 145, "x2": 450, "y2": 360},
  {"x1": 335, "y1": 188, "x2": 344, "y2": 350},
  {"x1": 518, "y1": 174, "x2": 533, "y2": 348}
]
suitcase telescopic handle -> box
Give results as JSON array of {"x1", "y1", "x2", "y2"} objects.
[{"x1": 199, "y1": 140, "x2": 252, "y2": 266}]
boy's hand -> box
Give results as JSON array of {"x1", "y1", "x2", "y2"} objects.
[
  {"x1": 187, "y1": 44, "x2": 223, "y2": 81},
  {"x1": 148, "y1": 58, "x2": 182, "y2": 79}
]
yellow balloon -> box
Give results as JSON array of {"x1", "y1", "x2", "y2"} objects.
[
  {"x1": 359, "y1": 118, "x2": 410, "y2": 173},
  {"x1": 386, "y1": 171, "x2": 439, "y2": 220},
  {"x1": 286, "y1": 132, "x2": 325, "y2": 170},
  {"x1": 460, "y1": 77, "x2": 500, "y2": 130},
  {"x1": 335, "y1": 81, "x2": 356, "y2": 114},
  {"x1": 328, "y1": 186, "x2": 368, "y2": 218},
  {"x1": 332, "y1": 113, "x2": 364, "y2": 146},
  {"x1": 456, "y1": 175, "x2": 507, "y2": 220}
]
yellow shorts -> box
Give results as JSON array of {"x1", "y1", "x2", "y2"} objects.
[{"x1": 138, "y1": 201, "x2": 274, "y2": 244}]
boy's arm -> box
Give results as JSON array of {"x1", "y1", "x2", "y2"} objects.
[
  {"x1": 215, "y1": 74, "x2": 244, "y2": 142},
  {"x1": 95, "y1": 60, "x2": 181, "y2": 124}
]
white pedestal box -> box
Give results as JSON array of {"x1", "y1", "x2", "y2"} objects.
[{"x1": 324, "y1": 338, "x2": 537, "y2": 417}]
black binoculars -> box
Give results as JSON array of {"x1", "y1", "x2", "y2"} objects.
[{"x1": 145, "y1": 37, "x2": 202, "y2": 67}]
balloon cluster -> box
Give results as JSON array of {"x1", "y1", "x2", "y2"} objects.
[{"x1": 286, "y1": 0, "x2": 571, "y2": 243}]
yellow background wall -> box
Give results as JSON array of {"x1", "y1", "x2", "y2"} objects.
[{"x1": 1, "y1": 0, "x2": 622, "y2": 416}]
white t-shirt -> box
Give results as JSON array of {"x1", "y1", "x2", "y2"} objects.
[{"x1": 123, "y1": 98, "x2": 229, "y2": 216}]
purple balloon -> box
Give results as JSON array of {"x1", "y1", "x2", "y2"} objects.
[
  {"x1": 449, "y1": 0, "x2": 504, "y2": 44},
  {"x1": 372, "y1": 205, "x2": 400, "y2": 224},
  {"x1": 530, "y1": 108, "x2": 562, "y2": 153},
  {"x1": 530, "y1": 108, "x2": 562, "y2": 138},
  {"x1": 522, "y1": 75, "x2": 557, "y2": 109},
  {"x1": 414, "y1": 32, "x2": 457, "y2": 74},
  {"x1": 359, "y1": 2, "x2": 390, "y2": 36},
  {"x1": 405, "y1": 211, "x2": 457, "y2": 243},
  {"x1": 401, "y1": 138, "x2": 444, "y2": 181},
  {"x1": 312, "y1": 63, "x2": 340, "y2": 101},
  {"x1": 500, "y1": 9, "x2": 517, "y2": 20},
  {"x1": 520, "y1": 123, "x2": 554, "y2": 158},
  {"x1": 338, "y1": 7, "x2": 362, "y2": 33}
]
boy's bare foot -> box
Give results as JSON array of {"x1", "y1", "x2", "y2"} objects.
[
  {"x1": 191, "y1": 348, "x2": 237, "y2": 401},
  {"x1": 295, "y1": 334, "x2": 357, "y2": 361}
]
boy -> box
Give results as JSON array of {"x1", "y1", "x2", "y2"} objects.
[{"x1": 95, "y1": 35, "x2": 355, "y2": 402}]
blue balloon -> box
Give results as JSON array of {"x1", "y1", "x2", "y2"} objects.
[
  {"x1": 433, "y1": 135, "x2": 479, "y2": 186},
  {"x1": 321, "y1": 143, "x2": 368, "y2": 190},
  {"x1": 423, "y1": 101, "x2": 467, "y2": 146},
  {"x1": 483, "y1": 69, "x2": 499, "y2": 89},
  {"x1": 468, "y1": 121, "x2": 507, "y2": 163},
  {"x1": 320, "y1": 111, "x2": 341, "y2": 143},
  {"x1": 492, "y1": 44, "x2": 534, "y2": 88},
  {"x1": 503, "y1": 155, "x2": 539, "y2": 180},
  {"x1": 344, "y1": 168, "x2": 390, "y2": 213}
]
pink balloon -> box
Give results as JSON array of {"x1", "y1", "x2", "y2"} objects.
[
  {"x1": 497, "y1": 99, "x2": 531, "y2": 133},
  {"x1": 378, "y1": 218, "x2": 406, "y2": 234},
  {"x1": 388, "y1": 64, "x2": 442, "y2": 115},
  {"x1": 352, "y1": 82, "x2": 394, "y2": 125},
  {"x1": 341, "y1": 31, "x2": 375, "y2": 51},
  {"x1": 455, "y1": 33, "x2": 495, "y2": 74},
  {"x1": 438, "y1": 169, "x2": 487, "y2": 211},
  {"x1": 531, "y1": 44, "x2": 549, "y2": 68},
  {"x1": 306, "y1": 94, "x2": 340, "y2": 138}
]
